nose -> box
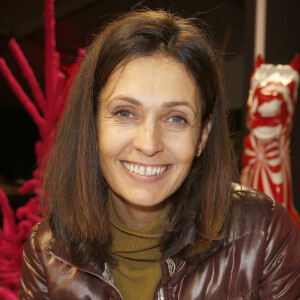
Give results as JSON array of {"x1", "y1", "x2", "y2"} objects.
[{"x1": 133, "y1": 119, "x2": 164, "y2": 156}]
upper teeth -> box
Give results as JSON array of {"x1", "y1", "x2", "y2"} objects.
[{"x1": 122, "y1": 162, "x2": 167, "y2": 176}]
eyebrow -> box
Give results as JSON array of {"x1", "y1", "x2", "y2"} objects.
[
  {"x1": 107, "y1": 96, "x2": 141, "y2": 106},
  {"x1": 162, "y1": 101, "x2": 197, "y2": 114},
  {"x1": 107, "y1": 96, "x2": 197, "y2": 115}
]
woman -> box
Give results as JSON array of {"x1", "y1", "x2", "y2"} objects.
[{"x1": 19, "y1": 10, "x2": 300, "y2": 300}]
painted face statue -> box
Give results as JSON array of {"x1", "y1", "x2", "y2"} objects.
[
  {"x1": 241, "y1": 54, "x2": 300, "y2": 228},
  {"x1": 247, "y1": 56, "x2": 299, "y2": 142},
  {"x1": 246, "y1": 55, "x2": 299, "y2": 143}
]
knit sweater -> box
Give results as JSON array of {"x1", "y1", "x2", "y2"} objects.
[{"x1": 109, "y1": 201, "x2": 169, "y2": 300}]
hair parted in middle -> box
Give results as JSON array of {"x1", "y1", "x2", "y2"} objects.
[{"x1": 44, "y1": 9, "x2": 237, "y2": 267}]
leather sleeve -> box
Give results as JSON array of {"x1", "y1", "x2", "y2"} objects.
[
  {"x1": 259, "y1": 200, "x2": 300, "y2": 299},
  {"x1": 18, "y1": 223, "x2": 49, "y2": 299}
]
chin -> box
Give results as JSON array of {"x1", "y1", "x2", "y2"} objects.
[
  {"x1": 116, "y1": 188, "x2": 169, "y2": 208},
  {"x1": 128, "y1": 195, "x2": 166, "y2": 208}
]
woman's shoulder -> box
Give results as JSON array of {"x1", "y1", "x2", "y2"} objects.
[
  {"x1": 179, "y1": 186, "x2": 300, "y2": 299},
  {"x1": 26, "y1": 219, "x2": 52, "y2": 250},
  {"x1": 228, "y1": 183, "x2": 299, "y2": 243},
  {"x1": 22, "y1": 219, "x2": 53, "y2": 268},
  {"x1": 19, "y1": 220, "x2": 52, "y2": 298},
  {"x1": 231, "y1": 183, "x2": 275, "y2": 221}
]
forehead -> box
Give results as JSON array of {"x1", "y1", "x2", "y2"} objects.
[{"x1": 99, "y1": 55, "x2": 201, "y2": 111}]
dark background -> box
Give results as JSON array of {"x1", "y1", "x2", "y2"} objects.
[{"x1": 0, "y1": 0, "x2": 299, "y2": 212}]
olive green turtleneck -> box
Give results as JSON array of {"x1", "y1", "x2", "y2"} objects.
[{"x1": 109, "y1": 201, "x2": 169, "y2": 300}]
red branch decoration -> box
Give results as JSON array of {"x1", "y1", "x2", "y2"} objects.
[
  {"x1": 241, "y1": 55, "x2": 300, "y2": 229},
  {"x1": 0, "y1": 0, "x2": 85, "y2": 297}
]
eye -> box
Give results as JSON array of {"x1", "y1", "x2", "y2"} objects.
[
  {"x1": 115, "y1": 109, "x2": 133, "y2": 118},
  {"x1": 168, "y1": 115, "x2": 187, "y2": 124}
]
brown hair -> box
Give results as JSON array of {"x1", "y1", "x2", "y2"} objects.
[{"x1": 44, "y1": 9, "x2": 237, "y2": 266}]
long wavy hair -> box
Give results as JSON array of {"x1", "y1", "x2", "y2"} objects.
[{"x1": 44, "y1": 9, "x2": 237, "y2": 267}]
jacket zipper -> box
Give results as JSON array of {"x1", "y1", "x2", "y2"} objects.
[
  {"x1": 154, "y1": 282, "x2": 165, "y2": 300},
  {"x1": 49, "y1": 250, "x2": 123, "y2": 300},
  {"x1": 157, "y1": 287, "x2": 165, "y2": 300},
  {"x1": 154, "y1": 257, "x2": 177, "y2": 300}
]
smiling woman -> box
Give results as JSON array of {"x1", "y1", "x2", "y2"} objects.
[
  {"x1": 19, "y1": 9, "x2": 300, "y2": 300},
  {"x1": 98, "y1": 55, "x2": 206, "y2": 229}
]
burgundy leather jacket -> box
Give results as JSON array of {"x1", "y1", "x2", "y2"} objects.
[{"x1": 19, "y1": 186, "x2": 300, "y2": 299}]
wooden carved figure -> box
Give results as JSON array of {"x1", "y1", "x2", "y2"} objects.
[{"x1": 241, "y1": 55, "x2": 300, "y2": 228}]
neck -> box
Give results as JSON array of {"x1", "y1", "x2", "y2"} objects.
[{"x1": 110, "y1": 191, "x2": 170, "y2": 231}]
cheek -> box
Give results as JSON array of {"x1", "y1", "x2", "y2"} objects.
[
  {"x1": 165, "y1": 131, "x2": 198, "y2": 164},
  {"x1": 98, "y1": 128, "x2": 120, "y2": 184},
  {"x1": 98, "y1": 124, "x2": 116, "y2": 168},
  {"x1": 98, "y1": 124, "x2": 131, "y2": 162}
]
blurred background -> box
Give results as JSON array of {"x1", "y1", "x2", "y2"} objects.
[{"x1": 0, "y1": 0, "x2": 299, "y2": 212}]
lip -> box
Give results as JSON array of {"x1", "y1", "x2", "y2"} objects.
[{"x1": 120, "y1": 160, "x2": 171, "y2": 182}]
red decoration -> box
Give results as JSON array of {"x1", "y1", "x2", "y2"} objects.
[
  {"x1": 241, "y1": 55, "x2": 300, "y2": 229},
  {"x1": 0, "y1": 0, "x2": 85, "y2": 297}
]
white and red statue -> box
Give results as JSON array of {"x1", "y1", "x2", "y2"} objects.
[{"x1": 241, "y1": 55, "x2": 300, "y2": 228}]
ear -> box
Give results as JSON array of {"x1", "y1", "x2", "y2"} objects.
[
  {"x1": 255, "y1": 55, "x2": 264, "y2": 69},
  {"x1": 250, "y1": 55, "x2": 264, "y2": 78},
  {"x1": 196, "y1": 118, "x2": 212, "y2": 155},
  {"x1": 290, "y1": 54, "x2": 300, "y2": 72}
]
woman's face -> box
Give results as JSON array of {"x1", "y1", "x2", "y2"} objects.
[{"x1": 98, "y1": 55, "x2": 208, "y2": 209}]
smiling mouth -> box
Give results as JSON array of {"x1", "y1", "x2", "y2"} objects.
[{"x1": 122, "y1": 161, "x2": 168, "y2": 176}]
